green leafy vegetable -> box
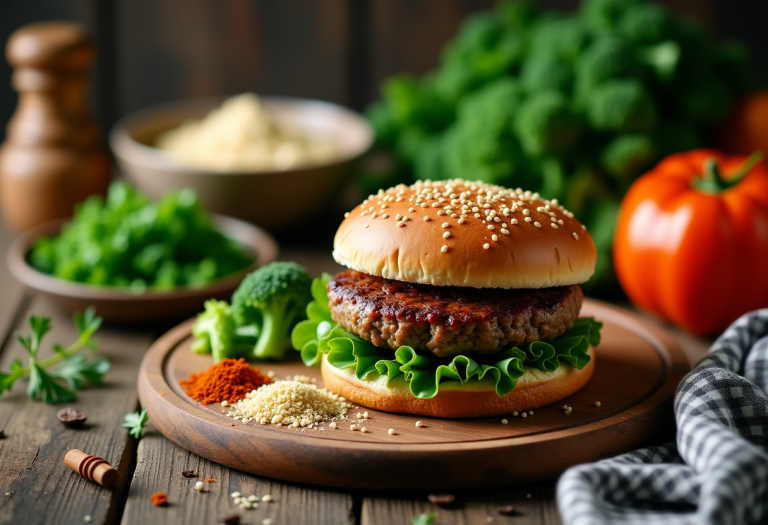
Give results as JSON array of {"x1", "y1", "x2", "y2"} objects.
[
  {"x1": 412, "y1": 514, "x2": 437, "y2": 525},
  {"x1": 0, "y1": 308, "x2": 107, "y2": 404},
  {"x1": 365, "y1": 0, "x2": 754, "y2": 294},
  {"x1": 292, "y1": 276, "x2": 602, "y2": 399},
  {"x1": 123, "y1": 408, "x2": 149, "y2": 440},
  {"x1": 29, "y1": 182, "x2": 253, "y2": 291},
  {"x1": 192, "y1": 261, "x2": 313, "y2": 361}
]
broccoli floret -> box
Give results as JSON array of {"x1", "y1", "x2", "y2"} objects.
[
  {"x1": 513, "y1": 91, "x2": 582, "y2": 157},
  {"x1": 575, "y1": 37, "x2": 641, "y2": 97},
  {"x1": 382, "y1": 75, "x2": 452, "y2": 133},
  {"x1": 600, "y1": 134, "x2": 656, "y2": 179},
  {"x1": 231, "y1": 261, "x2": 312, "y2": 360},
  {"x1": 520, "y1": 54, "x2": 574, "y2": 94},
  {"x1": 585, "y1": 80, "x2": 657, "y2": 132},
  {"x1": 527, "y1": 16, "x2": 590, "y2": 64},
  {"x1": 457, "y1": 78, "x2": 523, "y2": 123},
  {"x1": 442, "y1": 113, "x2": 535, "y2": 188},
  {"x1": 580, "y1": 0, "x2": 641, "y2": 32},
  {"x1": 192, "y1": 300, "x2": 254, "y2": 362},
  {"x1": 618, "y1": 3, "x2": 674, "y2": 45}
]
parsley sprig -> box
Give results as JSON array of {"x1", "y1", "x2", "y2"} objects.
[
  {"x1": 0, "y1": 307, "x2": 107, "y2": 404},
  {"x1": 123, "y1": 408, "x2": 148, "y2": 439}
]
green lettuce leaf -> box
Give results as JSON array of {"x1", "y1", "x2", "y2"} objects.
[{"x1": 291, "y1": 275, "x2": 602, "y2": 399}]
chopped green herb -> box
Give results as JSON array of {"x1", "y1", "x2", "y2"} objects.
[
  {"x1": 29, "y1": 182, "x2": 253, "y2": 291},
  {"x1": 0, "y1": 308, "x2": 106, "y2": 404},
  {"x1": 123, "y1": 408, "x2": 149, "y2": 440},
  {"x1": 412, "y1": 513, "x2": 437, "y2": 525}
]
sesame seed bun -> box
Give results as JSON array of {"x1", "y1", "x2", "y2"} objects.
[
  {"x1": 333, "y1": 179, "x2": 596, "y2": 289},
  {"x1": 320, "y1": 349, "x2": 595, "y2": 418}
]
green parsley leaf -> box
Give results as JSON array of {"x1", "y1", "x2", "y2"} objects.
[
  {"x1": 411, "y1": 513, "x2": 437, "y2": 525},
  {"x1": 123, "y1": 408, "x2": 149, "y2": 440}
]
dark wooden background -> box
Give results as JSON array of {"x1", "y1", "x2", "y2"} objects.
[{"x1": 0, "y1": 0, "x2": 767, "y2": 143}]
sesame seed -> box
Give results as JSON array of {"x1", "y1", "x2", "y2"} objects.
[
  {"x1": 492, "y1": 234, "x2": 498, "y2": 241},
  {"x1": 487, "y1": 225, "x2": 495, "y2": 230},
  {"x1": 415, "y1": 421, "x2": 423, "y2": 428},
  {"x1": 388, "y1": 428, "x2": 396, "y2": 435},
  {"x1": 512, "y1": 411, "x2": 518, "y2": 417},
  {"x1": 511, "y1": 218, "x2": 518, "y2": 224},
  {"x1": 262, "y1": 494, "x2": 273, "y2": 502},
  {"x1": 483, "y1": 243, "x2": 490, "y2": 250},
  {"x1": 195, "y1": 481, "x2": 204, "y2": 491},
  {"x1": 474, "y1": 213, "x2": 481, "y2": 218},
  {"x1": 501, "y1": 419, "x2": 508, "y2": 424},
  {"x1": 437, "y1": 210, "x2": 445, "y2": 216},
  {"x1": 441, "y1": 245, "x2": 448, "y2": 253},
  {"x1": 396, "y1": 214, "x2": 401, "y2": 220},
  {"x1": 231, "y1": 492, "x2": 242, "y2": 498},
  {"x1": 573, "y1": 232, "x2": 579, "y2": 240},
  {"x1": 501, "y1": 229, "x2": 509, "y2": 235},
  {"x1": 534, "y1": 222, "x2": 541, "y2": 228},
  {"x1": 350, "y1": 424, "x2": 356, "y2": 431},
  {"x1": 382, "y1": 213, "x2": 389, "y2": 219},
  {"x1": 493, "y1": 217, "x2": 501, "y2": 223},
  {"x1": 363, "y1": 412, "x2": 369, "y2": 418},
  {"x1": 529, "y1": 410, "x2": 534, "y2": 415},
  {"x1": 458, "y1": 218, "x2": 465, "y2": 224},
  {"x1": 432, "y1": 202, "x2": 440, "y2": 208},
  {"x1": 361, "y1": 427, "x2": 368, "y2": 433},
  {"x1": 525, "y1": 217, "x2": 532, "y2": 223},
  {"x1": 371, "y1": 212, "x2": 377, "y2": 219},
  {"x1": 221, "y1": 400, "x2": 229, "y2": 407},
  {"x1": 595, "y1": 401, "x2": 602, "y2": 407},
  {"x1": 409, "y1": 207, "x2": 415, "y2": 212},
  {"x1": 344, "y1": 212, "x2": 349, "y2": 218},
  {"x1": 329, "y1": 422, "x2": 337, "y2": 429},
  {"x1": 443, "y1": 231, "x2": 451, "y2": 239},
  {"x1": 442, "y1": 222, "x2": 449, "y2": 228},
  {"x1": 551, "y1": 224, "x2": 558, "y2": 229},
  {"x1": 248, "y1": 495, "x2": 259, "y2": 502},
  {"x1": 397, "y1": 222, "x2": 405, "y2": 227},
  {"x1": 522, "y1": 209, "x2": 530, "y2": 216},
  {"x1": 423, "y1": 215, "x2": 430, "y2": 221},
  {"x1": 364, "y1": 224, "x2": 369, "y2": 229},
  {"x1": 551, "y1": 217, "x2": 557, "y2": 222},
  {"x1": 84, "y1": 516, "x2": 92, "y2": 523},
  {"x1": 396, "y1": 197, "x2": 403, "y2": 202},
  {"x1": 521, "y1": 412, "x2": 527, "y2": 418}
]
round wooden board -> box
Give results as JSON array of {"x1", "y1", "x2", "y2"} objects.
[{"x1": 138, "y1": 299, "x2": 690, "y2": 491}]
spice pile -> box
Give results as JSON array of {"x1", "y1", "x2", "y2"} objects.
[
  {"x1": 227, "y1": 380, "x2": 348, "y2": 427},
  {"x1": 179, "y1": 358, "x2": 272, "y2": 405}
]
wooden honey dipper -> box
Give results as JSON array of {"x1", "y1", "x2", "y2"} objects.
[{"x1": 64, "y1": 449, "x2": 118, "y2": 487}]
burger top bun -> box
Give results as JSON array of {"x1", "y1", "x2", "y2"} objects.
[{"x1": 333, "y1": 179, "x2": 597, "y2": 289}]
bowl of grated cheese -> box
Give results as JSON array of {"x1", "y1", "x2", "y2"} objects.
[{"x1": 110, "y1": 94, "x2": 373, "y2": 232}]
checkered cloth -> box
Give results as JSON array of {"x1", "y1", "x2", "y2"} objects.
[{"x1": 557, "y1": 309, "x2": 768, "y2": 525}]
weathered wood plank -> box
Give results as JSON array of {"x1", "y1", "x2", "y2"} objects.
[
  {"x1": 361, "y1": 482, "x2": 561, "y2": 525},
  {"x1": 0, "y1": 296, "x2": 154, "y2": 525},
  {"x1": 120, "y1": 431, "x2": 355, "y2": 525}
]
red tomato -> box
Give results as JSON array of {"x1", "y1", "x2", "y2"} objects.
[{"x1": 613, "y1": 149, "x2": 768, "y2": 335}]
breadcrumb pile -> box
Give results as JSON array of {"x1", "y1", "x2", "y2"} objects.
[{"x1": 227, "y1": 380, "x2": 348, "y2": 427}]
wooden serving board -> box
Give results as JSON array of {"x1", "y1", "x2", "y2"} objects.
[{"x1": 138, "y1": 299, "x2": 689, "y2": 491}]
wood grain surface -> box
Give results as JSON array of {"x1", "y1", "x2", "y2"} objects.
[
  {"x1": 138, "y1": 299, "x2": 689, "y2": 491},
  {"x1": 121, "y1": 429, "x2": 355, "y2": 525}
]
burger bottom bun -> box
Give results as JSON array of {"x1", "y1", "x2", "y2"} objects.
[{"x1": 320, "y1": 348, "x2": 595, "y2": 419}]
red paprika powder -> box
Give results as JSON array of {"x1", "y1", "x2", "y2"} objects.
[{"x1": 179, "y1": 358, "x2": 272, "y2": 405}]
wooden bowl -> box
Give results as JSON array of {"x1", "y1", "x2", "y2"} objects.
[
  {"x1": 109, "y1": 96, "x2": 373, "y2": 232},
  {"x1": 7, "y1": 215, "x2": 278, "y2": 323}
]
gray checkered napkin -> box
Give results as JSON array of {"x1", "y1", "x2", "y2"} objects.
[{"x1": 557, "y1": 309, "x2": 768, "y2": 525}]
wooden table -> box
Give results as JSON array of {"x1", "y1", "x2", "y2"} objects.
[{"x1": 0, "y1": 221, "x2": 711, "y2": 525}]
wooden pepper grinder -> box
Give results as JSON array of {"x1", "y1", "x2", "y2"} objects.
[{"x1": 0, "y1": 22, "x2": 110, "y2": 231}]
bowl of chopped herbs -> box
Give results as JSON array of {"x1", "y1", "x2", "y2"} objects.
[{"x1": 7, "y1": 181, "x2": 278, "y2": 323}]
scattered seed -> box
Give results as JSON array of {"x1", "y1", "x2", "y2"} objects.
[
  {"x1": 483, "y1": 243, "x2": 490, "y2": 250},
  {"x1": 84, "y1": 516, "x2": 92, "y2": 523},
  {"x1": 262, "y1": 494, "x2": 273, "y2": 503},
  {"x1": 388, "y1": 428, "x2": 396, "y2": 435},
  {"x1": 528, "y1": 410, "x2": 534, "y2": 416},
  {"x1": 428, "y1": 493, "x2": 455, "y2": 506},
  {"x1": 512, "y1": 411, "x2": 518, "y2": 417},
  {"x1": 441, "y1": 245, "x2": 449, "y2": 253},
  {"x1": 501, "y1": 419, "x2": 508, "y2": 424},
  {"x1": 361, "y1": 427, "x2": 368, "y2": 433},
  {"x1": 263, "y1": 519, "x2": 274, "y2": 525},
  {"x1": 350, "y1": 424, "x2": 356, "y2": 431},
  {"x1": 231, "y1": 492, "x2": 241, "y2": 499},
  {"x1": 415, "y1": 421, "x2": 423, "y2": 428},
  {"x1": 57, "y1": 407, "x2": 87, "y2": 428},
  {"x1": 363, "y1": 412, "x2": 369, "y2": 419},
  {"x1": 487, "y1": 517, "x2": 495, "y2": 523},
  {"x1": 526, "y1": 493, "x2": 532, "y2": 499},
  {"x1": 521, "y1": 412, "x2": 527, "y2": 418},
  {"x1": 221, "y1": 400, "x2": 229, "y2": 407},
  {"x1": 195, "y1": 481, "x2": 204, "y2": 492},
  {"x1": 595, "y1": 401, "x2": 602, "y2": 407},
  {"x1": 329, "y1": 422, "x2": 337, "y2": 429}
]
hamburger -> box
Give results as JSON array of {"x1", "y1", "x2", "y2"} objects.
[{"x1": 293, "y1": 179, "x2": 601, "y2": 418}]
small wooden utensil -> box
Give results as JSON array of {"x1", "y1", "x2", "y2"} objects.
[{"x1": 0, "y1": 22, "x2": 110, "y2": 231}]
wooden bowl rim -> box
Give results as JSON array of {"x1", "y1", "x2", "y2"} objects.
[
  {"x1": 7, "y1": 214, "x2": 279, "y2": 303},
  {"x1": 109, "y1": 95, "x2": 374, "y2": 177}
]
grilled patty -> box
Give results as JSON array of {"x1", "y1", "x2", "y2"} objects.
[{"x1": 327, "y1": 270, "x2": 583, "y2": 358}]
